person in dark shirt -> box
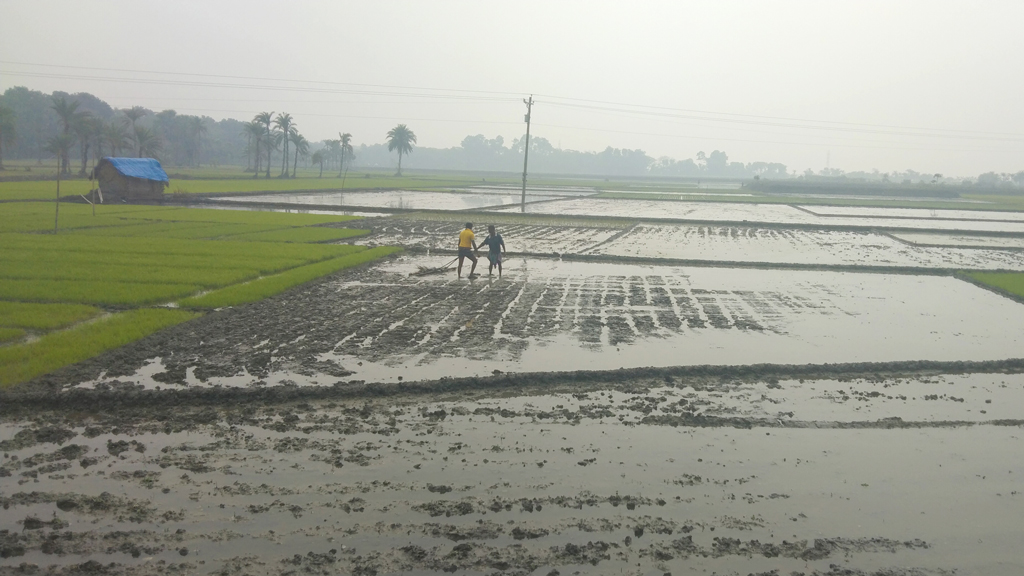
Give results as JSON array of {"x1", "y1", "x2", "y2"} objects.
[{"x1": 479, "y1": 225, "x2": 506, "y2": 277}]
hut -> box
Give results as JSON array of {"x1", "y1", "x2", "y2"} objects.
[{"x1": 89, "y1": 157, "x2": 169, "y2": 203}]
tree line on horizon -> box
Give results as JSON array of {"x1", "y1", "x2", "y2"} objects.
[{"x1": 2, "y1": 85, "x2": 1022, "y2": 186}]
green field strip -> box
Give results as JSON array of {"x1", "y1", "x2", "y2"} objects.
[
  {"x1": 62, "y1": 220, "x2": 226, "y2": 237},
  {"x1": 0, "y1": 233, "x2": 359, "y2": 260},
  {"x1": 179, "y1": 246, "x2": 400, "y2": 309},
  {"x1": 0, "y1": 328, "x2": 26, "y2": 344},
  {"x1": 0, "y1": 180, "x2": 94, "y2": 201},
  {"x1": 0, "y1": 302, "x2": 102, "y2": 330},
  {"x1": 0, "y1": 260, "x2": 261, "y2": 288},
  {"x1": 964, "y1": 272, "x2": 1024, "y2": 299},
  {"x1": 122, "y1": 207, "x2": 362, "y2": 226},
  {"x1": 0, "y1": 279, "x2": 201, "y2": 306},
  {"x1": 217, "y1": 227, "x2": 370, "y2": 243},
  {"x1": 0, "y1": 251, "x2": 320, "y2": 276},
  {"x1": 0, "y1": 308, "x2": 200, "y2": 388}
]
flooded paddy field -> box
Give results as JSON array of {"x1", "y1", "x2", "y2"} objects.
[
  {"x1": 354, "y1": 219, "x2": 624, "y2": 256},
  {"x1": 587, "y1": 224, "x2": 1024, "y2": 270},
  {"x1": 18, "y1": 255, "x2": 1023, "y2": 390},
  {"x1": 799, "y1": 205, "x2": 1024, "y2": 222},
  {"x1": 890, "y1": 232, "x2": 1024, "y2": 250},
  {"x1": 493, "y1": 198, "x2": 1024, "y2": 233},
  {"x1": 213, "y1": 190, "x2": 566, "y2": 212},
  {"x1": 2, "y1": 370, "x2": 1024, "y2": 576},
  {"x1": 5, "y1": 202, "x2": 1024, "y2": 576}
]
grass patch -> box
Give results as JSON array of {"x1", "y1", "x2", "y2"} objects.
[
  {"x1": 0, "y1": 309, "x2": 200, "y2": 388},
  {"x1": 219, "y1": 227, "x2": 369, "y2": 243},
  {"x1": 0, "y1": 328, "x2": 25, "y2": 344},
  {"x1": 964, "y1": 272, "x2": 1024, "y2": 299},
  {"x1": 0, "y1": 260, "x2": 261, "y2": 288},
  {"x1": 0, "y1": 302, "x2": 101, "y2": 330},
  {"x1": 0, "y1": 280, "x2": 201, "y2": 306},
  {"x1": 180, "y1": 246, "x2": 400, "y2": 309}
]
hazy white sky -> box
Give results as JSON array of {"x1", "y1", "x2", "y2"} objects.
[{"x1": 2, "y1": 0, "x2": 1023, "y2": 175}]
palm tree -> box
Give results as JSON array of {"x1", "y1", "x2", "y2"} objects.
[
  {"x1": 242, "y1": 120, "x2": 263, "y2": 174},
  {"x1": 338, "y1": 132, "x2": 353, "y2": 176},
  {"x1": 254, "y1": 112, "x2": 274, "y2": 178},
  {"x1": 133, "y1": 125, "x2": 163, "y2": 159},
  {"x1": 121, "y1": 106, "x2": 148, "y2": 155},
  {"x1": 311, "y1": 150, "x2": 326, "y2": 178},
  {"x1": 290, "y1": 131, "x2": 308, "y2": 178},
  {"x1": 273, "y1": 113, "x2": 294, "y2": 177},
  {"x1": 385, "y1": 124, "x2": 416, "y2": 176},
  {"x1": 73, "y1": 113, "x2": 97, "y2": 175},
  {"x1": 44, "y1": 134, "x2": 74, "y2": 174},
  {"x1": 0, "y1": 105, "x2": 15, "y2": 171},
  {"x1": 103, "y1": 118, "x2": 131, "y2": 157},
  {"x1": 50, "y1": 96, "x2": 86, "y2": 174},
  {"x1": 324, "y1": 139, "x2": 341, "y2": 172}
]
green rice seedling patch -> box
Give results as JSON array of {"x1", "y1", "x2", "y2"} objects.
[
  {"x1": 219, "y1": 227, "x2": 369, "y2": 243},
  {"x1": 0, "y1": 328, "x2": 26, "y2": 344},
  {"x1": 122, "y1": 206, "x2": 362, "y2": 226},
  {"x1": 63, "y1": 220, "x2": 225, "y2": 238},
  {"x1": 0, "y1": 251, "x2": 320, "y2": 276},
  {"x1": 0, "y1": 302, "x2": 102, "y2": 330},
  {"x1": 0, "y1": 260, "x2": 260, "y2": 288},
  {"x1": 0, "y1": 233, "x2": 357, "y2": 260},
  {"x1": 965, "y1": 272, "x2": 1024, "y2": 300},
  {"x1": 0, "y1": 308, "x2": 200, "y2": 388},
  {"x1": 180, "y1": 246, "x2": 400, "y2": 309},
  {"x1": 0, "y1": 180, "x2": 94, "y2": 201},
  {"x1": 0, "y1": 279, "x2": 200, "y2": 306}
]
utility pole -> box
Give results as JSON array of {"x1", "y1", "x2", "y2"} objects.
[{"x1": 521, "y1": 95, "x2": 533, "y2": 213}]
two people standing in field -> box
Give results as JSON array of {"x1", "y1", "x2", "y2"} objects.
[{"x1": 457, "y1": 223, "x2": 506, "y2": 279}]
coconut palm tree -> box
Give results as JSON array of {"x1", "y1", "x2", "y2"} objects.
[
  {"x1": 73, "y1": 113, "x2": 97, "y2": 175},
  {"x1": 290, "y1": 131, "x2": 308, "y2": 178},
  {"x1": 103, "y1": 118, "x2": 131, "y2": 157},
  {"x1": 338, "y1": 132, "x2": 353, "y2": 177},
  {"x1": 254, "y1": 112, "x2": 274, "y2": 178},
  {"x1": 121, "y1": 106, "x2": 148, "y2": 155},
  {"x1": 133, "y1": 125, "x2": 163, "y2": 159},
  {"x1": 44, "y1": 134, "x2": 74, "y2": 173},
  {"x1": 385, "y1": 124, "x2": 416, "y2": 176},
  {"x1": 0, "y1": 105, "x2": 15, "y2": 171},
  {"x1": 311, "y1": 150, "x2": 326, "y2": 178},
  {"x1": 50, "y1": 96, "x2": 86, "y2": 174},
  {"x1": 273, "y1": 113, "x2": 294, "y2": 177}
]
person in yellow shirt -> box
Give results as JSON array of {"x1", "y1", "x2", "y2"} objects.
[{"x1": 457, "y1": 222, "x2": 479, "y2": 279}]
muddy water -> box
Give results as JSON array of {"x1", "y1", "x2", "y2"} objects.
[
  {"x1": 354, "y1": 220, "x2": 623, "y2": 255},
  {"x1": 495, "y1": 198, "x2": 1024, "y2": 233},
  {"x1": 67, "y1": 255, "x2": 1024, "y2": 391},
  {"x1": 891, "y1": 232, "x2": 1024, "y2": 250},
  {"x1": 800, "y1": 205, "x2": 1024, "y2": 222},
  {"x1": 2, "y1": 374, "x2": 1023, "y2": 575},
  {"x1": 214, "y1": 190, "x2": 564, "y2": 211},
  {"x1": 589, "y1": 224, "x2": 1024, "y2": 270}
]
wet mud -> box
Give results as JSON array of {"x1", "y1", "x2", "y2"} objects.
[{"x1": 5, "y1": 198, "x2": 1024, "y2": 575}]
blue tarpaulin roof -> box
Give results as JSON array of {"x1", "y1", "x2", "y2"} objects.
[{"x1": 101, "y1": 157, "x2": 169, "y2": 182}]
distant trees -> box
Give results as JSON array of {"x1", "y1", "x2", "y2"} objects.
[
  {"x1": 0, "y1": 105, "x2": 14, "y2": 170},
  {"x1": 133, "y1": 125, "x2": 163, "y2": 159},
  {"x1": 102, "y1": 119, "x2": 130, "y2": 158},
  {"x1": 386, "y1": 124, "x2": 416, "y2": 176},
  {"x1": 50, "y1": 96, "x2": 87, "y2": 173},
  {"x1": 290, "y1": 132, "x2": 308, "y2": 178}
]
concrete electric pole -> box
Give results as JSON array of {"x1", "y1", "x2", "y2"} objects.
[{"x1": 521, "y1": 95, "x2": 533, "y2": 213}]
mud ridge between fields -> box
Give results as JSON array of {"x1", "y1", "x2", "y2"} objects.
[{"x1": 4, "y1": 358, "x2": 1024, "y2": 413}]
